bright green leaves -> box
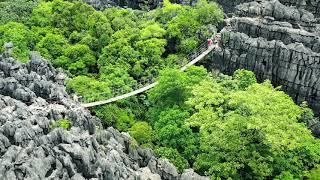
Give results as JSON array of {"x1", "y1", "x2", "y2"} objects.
[
  {"x1": 156, "y1": 0, "x2": 223, "y2": 55},
  {"x1": 36, "y1": 33, "x2": 68, "y2": 60},
  {"x1": 99, "y1": 66, "x2": 136, "y2": 94},
  {"x1": 307, "y1": 166, "x2": 320, "y2": 180},
  {"x1": 29, "y1": 0, "x2": 53, "y2": 27},
  {"x1": 32, "y1": 0, "x2": 95, "y2": 34},
  {"x1": 98, "y1": 22, "x2": 167, "y2": 80},
  {"x1": 67, "y1": 76, "x2": 111, "y2": 102},
  {"x1": 0, "y1": 22, "x2": 34, "y2": 61},
  {"x1": 94, "y1": 104, "x2": 135, "y2": 132},
  {"x1": 187, "y1": 72, "x2": 318, "y2": 178},
  {"x1": 154, "y1": 108, "x2": 190, "y2": 147},
  {"x1": 58, "y1": 44, "x2": 96, "y2": 75},
  {"x1": 147, "y1": 68, "x2": 319, "y2": 178},
  {"x1": 233, "y1": 69, "x2": 257, "y2": 90},
  {"x1": 154, "y1": 108, "x2": 199, "y2": 161},
  {"x1": 156, "y1": 0, "x2": 184, "y2": 24},
  {"x1": 129, "y1": 121, "x2": 154, "y2": 146},
  {"x1": 0, "y1": 0, "x2": 39, "y2": 24},
  {"x1": 148, "y1": 68, "x2": 189, "y2": 108},
  {"x1": 167, "y1": 9, "x2": 201, "y2": 39},
  {"x1": 147, "y1": 67, "x2": 207, "y2": 171},
  {"x1": 195, "y1": 0, "x2": 224, "y2": 25},
  {"x1": 140, "y1": 23, "x2": 166, "y2": 40},
  {"x1": 50, "y1": 119, "x2": 72, "y2": 130},
  {"x1": 187, "y1": 79, "x2": 224, "y2": 110}
]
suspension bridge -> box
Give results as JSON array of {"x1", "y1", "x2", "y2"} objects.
[{"x1": 81, "y1": 40, "x2": 219, "y2": 108}]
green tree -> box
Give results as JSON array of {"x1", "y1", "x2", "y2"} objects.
[
  {"x1": 67, "y1": 75, "x2": 111, "y2": 102},
  {"x1": 94, "y1": 104, "x2": 135, "y2": 132},
  {"x1": 99, "y1": 65, "x2": 136, "y2": 94},
  {"x1": 56, "y1": 44, "x2": 96, "y2": 75},
  {"x1": 36, "y1": 33, "x2": 68, "y2": 60},
  {"x1": 233, "y1": 69, "x2": 257, "y2": 90},
  {"x1": 148, "y1": 68, "x2": 189, "y2": 109},
  {"x1": 129, "y1": 121, "x2": 153, "y2": 145},
  {"x1": 29, "y1": 0, "x2": 54, "y2": 27},
  {"x1": 0, "y1": 22, "x2": 34, "y2": 61},
  {"x1": 307, "y1": 167, "x2": 320, "y2": 180},
  {"x1": 154, "y1": 107, "x2": 199, "y2": 162},
  {"x1": 0, "y1": 0, "x2": 39, "y2": 24},
  {"x1": 188, "y1": 79, "x2": 320, "y2": 178}
]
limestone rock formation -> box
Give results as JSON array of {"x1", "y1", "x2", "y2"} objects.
[
  {"x1": 217, "y1": 0, "x2": 320, "y2": 16},
  {"x1": 207, "y1": 0, "x2": 320, "y2": 136},
  {"x1": 82, "y1": 0, "x2": 201, "y2": 10},
  {"x1": 82, "y1": 0, "x2": 320, "y2": 16},
  {"x1": 0, "y1": 54, "x2": 206, "y2": 179},
  {"x1": 83, "y1": 0, "x2": 161, "y2": 10}
]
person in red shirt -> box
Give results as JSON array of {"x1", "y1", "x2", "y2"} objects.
[{"x1": 207, "y1": 38, "x2": 213, "y2": 46}]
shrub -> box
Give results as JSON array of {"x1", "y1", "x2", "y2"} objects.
[
  {"x1": 129, "y1": 121, "x2": 153, "y2": 145},
  {"x1": 50, "y1": 119, "x2": 72, "y2": 130}
]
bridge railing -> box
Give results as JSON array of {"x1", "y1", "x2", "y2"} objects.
[
  {"x1": 186, "y1": 42, "x2": 208, "y2": 62},
  {"x1": 79, "y1": 41, "x2": 211, "y2": 103}
]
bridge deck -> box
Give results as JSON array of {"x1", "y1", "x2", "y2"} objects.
[{"x1": 81, "y1": 45, "x2": 216, "y2": 108}]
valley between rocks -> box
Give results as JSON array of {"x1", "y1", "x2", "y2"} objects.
[{"x1": 0, "y1": 53, "x2": 207, "y2": 180}]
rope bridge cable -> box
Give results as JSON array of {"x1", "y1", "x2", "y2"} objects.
[{"x1": 81, "y1": 42, "x2": 217, "y2": 108}]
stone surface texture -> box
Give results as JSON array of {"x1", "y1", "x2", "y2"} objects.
[{"x1": 0, "y1": 54, "x2": 206, "y2": 179}]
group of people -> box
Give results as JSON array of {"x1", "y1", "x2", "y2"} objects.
[
  {"x1": 207, "y1": 32, "x2": 221, "y2": 48},
  {"x1": 207, "y1": 18, "x2": 232, "y2": 48}
]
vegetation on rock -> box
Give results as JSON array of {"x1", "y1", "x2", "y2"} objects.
[{"x1": 50, "y1": 119, "x2": 72, "y2": 130}]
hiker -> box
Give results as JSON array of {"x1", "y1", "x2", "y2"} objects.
[{"x1": 207, "y1": 38, "x2": 213, "y2": 47}]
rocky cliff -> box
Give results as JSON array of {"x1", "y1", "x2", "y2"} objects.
[
  {"x1": 0, "y1": 53, "x2": 207, "y2": 180},
  {"x1": 83, "y1": 0, "x2": 161, "y2": 10},
  {"x1": 206, "y1": 0, "x2": 320, "y2": 136},
  {"x1": 83, "y1": 0, "x2": 199, "y2": 10},
  {"x1": 82, "y1": 0, "x2": 320, "y2": 16},
  {"x1": 217, "y1": 0, "x2": 320, "y2": 16}
]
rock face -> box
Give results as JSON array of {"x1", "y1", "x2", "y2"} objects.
[
  {"x1": 217, "y1": 0, "x2": 320, "y2": 16},
  {"x1": 83, "y1": 0, "x2": 200, "y2": 10},
  {"x1": 207, "y1": 0, "x2": 320, "y2": 136},
  {"x1": 83, "y1": 0, "x2": 161, "y2": 10},
  {"x1": 83, "y1": 0, "x2": 320, "y2": 16},
  {"x1": 0, "y1": 54, "x2": 206, "y2": 179}
]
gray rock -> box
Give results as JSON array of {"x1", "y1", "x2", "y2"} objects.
[
  {"x1": 136, "y1": 167, "x2": 161, "y2": 180},
  {"x1": 83, "y1": 0, "x2": 161, "y2": 10},
  {"x1": 4, "y1": 42, "x2": 13, "y2": 49},
  {"x1": 180, "y1": 169, "x2": 209, "y2": 180},
  {"x1": 0, "y1": 55, "x2": 206, "y2": 179}
]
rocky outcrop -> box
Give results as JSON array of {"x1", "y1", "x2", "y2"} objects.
[
  {"x1": 278, "y1": 0, "x2": 320, "y2": 18},
  {"x1": 83, "y1": 0, "x2": 161, "y2": 10},
  {"x1": 0, "y1": 53, "x2": 206, "y2": 179},
  {"x1": 207, "y1": 0, "x2": 320, "y2": 136},
  {"x1": 82, "y1": 0, "x2": 320, "y2": 17},
  {"x1": 83, "y1": 0, "x2": 200, "y2": 10},
  {"x1": 216, "y1": 0, "x2": 320, "y2": 17}
]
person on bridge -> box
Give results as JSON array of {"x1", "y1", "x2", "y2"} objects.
[{"x1": 207, "y1": 38, "x2": 213, "y2": 47}]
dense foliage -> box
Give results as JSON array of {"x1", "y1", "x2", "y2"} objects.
[
  {"x1": 0, "y1": 0, "x2": 223, "y2": 127},
  {"x1": 0, "y1": 0, "x2": 39, "y2": 24},
  {"x1": 0, "y1": 0, "x2": 319, "y2": 179},
  {"x1": 148, "y1": 68, "x2": 320, "y2": 178}
]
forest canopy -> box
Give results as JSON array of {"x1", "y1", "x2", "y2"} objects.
[{"x1": 0, "y1": 0, "x2": 319, "y2": 179}]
